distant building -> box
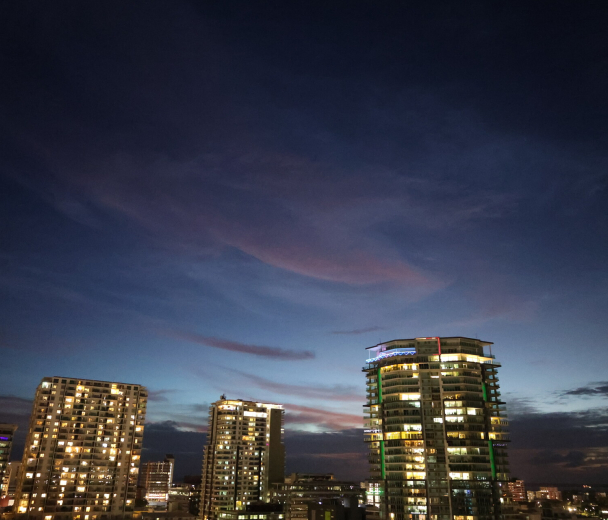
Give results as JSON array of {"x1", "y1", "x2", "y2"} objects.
[
  {"x1": 14, "y1": 376, "x2": 148, "y2": 519},
  {"x1": 308, "y1": 500, "x2": 365, "y2": 520},
  {"x1": 361, "y1": 480, "x2": 381, "y2": 520},
  {"x1": 512, "y1": 500, "x2": 576, "y2": 520},
  {"x1": 271, "y1": 474, "x2": 363, "y2": 520},
  {"x1": 538, "y1": 487, "x2": 562, "y2": 501},
  {"x1": 135, "y1": 510, "x2": 196, "y2": 520},
  {"x1": 140, "y1": 455, "x2": 175, "y2": 507},
  {"x1": 526, "y1": 488, "x2": 563, "y2": 502},
  {"x1": 363, "y1": 337, "x2": 511, "y2": 520},
  {"x1": 0, "y1": 424, "x2": 18, "y2": 498},
  {"x1": 200, "y1": 398, "x2": 285, "y2": 520},
  {"x1": 168, "y1": 485, "x2": 194, "y2": 512},
  {"x1": 0, "y1": 461, "x2": 22, "y2": 508},
  {"x1": 509, "y1": 480, "x2": 527, "y2": 502},
  {"x1": 217, "y1": 502, "x2": 284, "y2": 520}
]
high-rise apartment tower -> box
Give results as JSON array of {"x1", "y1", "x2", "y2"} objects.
[
  {"x1": 15, "y1": 376, "x2": 147, "y2": 519},
  {"x1": 200, "y1": 398, "x2": 285, "y2": 520},
  {"x1": 363, "y1": 337, "x2": 510, "y2": 520}
]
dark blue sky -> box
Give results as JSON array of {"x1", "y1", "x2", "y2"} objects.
[{"x1": 1, "y1": 1, "x2": 608, "y2": 484}]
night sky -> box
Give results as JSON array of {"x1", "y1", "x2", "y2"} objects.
[{"x1": 1, "y1": 2, "x2": 608, "y2": 485}]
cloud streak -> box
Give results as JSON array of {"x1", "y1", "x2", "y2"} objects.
[
  {"x1": 561, "y1": 381, "x2": 608, "y2": 397},
  {"x1": 284, "y1": 403, "x2": 362, "y2": 431},
  {"x1": 216, "y1": 368, "x2": 363, "y2": 402},
  {"x1": 167, "y1": 330, "x2": 314, "y2": 360},
  {"x1": 331, "y1": 326, "x2": 383, "y2": 335},
  {"x1": 147, "y1": 389, "x2": 179, "y2": 402}
]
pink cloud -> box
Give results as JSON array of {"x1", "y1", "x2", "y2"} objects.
[
  {"x1": 166, "y1": 330, "x2": 314, "y2": 360},
  {"x1": 284, "y1": 403, "x2": 363, "y2": 431}
]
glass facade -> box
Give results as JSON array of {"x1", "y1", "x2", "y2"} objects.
[{"x1": 363, "y1": 337, "x2": 510, "y2": 520}]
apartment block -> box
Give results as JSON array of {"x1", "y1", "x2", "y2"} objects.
[
  {"x1": 508, "y1": 480, "x2": 527, "y2": 502},
  {"x1": 14, "y1": 376, "x2": 147, "y2": 520},
  {"x1": 200, "y1": 398, "x2": 284, "y2": 520},
  {"x1": 271, "y1": 473, "x2": 363, "y2": 520},
  {"x1": 363, "y1": 337, "x2": 510, "y2": 520},
  {"x1": 139, "y1": 455, "x2": 175, "y2": 507}
]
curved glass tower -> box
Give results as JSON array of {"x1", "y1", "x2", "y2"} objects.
[{"x1": 363, "y1": 337, "x2": 510, "y2": 520}]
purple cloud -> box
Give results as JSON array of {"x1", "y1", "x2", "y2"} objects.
[
  {"x1": 284, "y1": 403, "x2": 363, "y2": 431},
  {"x1": 167, "y1": 330, "x2": 314, "y2": 360}
]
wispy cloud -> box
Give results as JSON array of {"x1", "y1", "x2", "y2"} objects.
[
  {"x1": 331, "y1": 326, "x2": 383, "y2": 335},
  {"x1": 561, "y1": 381, "x2": 608, "y2": 398},
  {"x1": 215, "y1": 368, "x2": 363, "y2": 402},
  {"x1": 284, "y1": 403, "x2": 362, "y2": 431},
  {"x1": 147, "y1": 389, "x2": 179, "y2": 402},
  {"x1": 311, "y1": 452, "x2": 366, "y2": 461},
  {"x1": 166, "y1": 330, "x2": 314, "y2": 360}
]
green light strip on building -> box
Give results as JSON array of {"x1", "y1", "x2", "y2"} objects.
[
  {"x1": 488, "y1": 439, "x2": 497, "y2": 479},
  {"x1": 482, "y1": 381, "x2": 487, "y2": 402},
  {"x1": 378, "y1": 367, "x2": 385, "y2": 479}
]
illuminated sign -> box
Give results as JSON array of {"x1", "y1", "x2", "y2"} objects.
[
  {"x1": 366, "y1": 349, "x2": 416, "y2": 363},
  {"x1": 364, "y1": 429, "x2": 382, "y2": 433}
]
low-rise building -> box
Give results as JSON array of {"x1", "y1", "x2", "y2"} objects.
[
  {"x1": 134, "y1": 510, "x2": 197, "y2": 520},
  {"x1": 168, "y1": 485, "x2": 194, "y2": 512},
  {"x1": 217, "y1": 502, "x2": 284, "y2": 520},
  {"x1": 539, "y1": 488, "x2": 562, "y2": 501},
  {"x1": 308, "y1": 500, "x2": 364, "y2": 520},
  {"x1": 509, "y1": 480, "x2": 527, "y2": 502},
  {"x1": 140, "y1": 456, "x2": 175, "y2": 508},
  {"x1": 270, "y1": 474, "x2": 363, "y2": 520}
]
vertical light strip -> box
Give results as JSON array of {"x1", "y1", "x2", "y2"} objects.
[
  {"x1": 488, "y1": 439, "x2": 497, "y2": 479},
  {"x1": 378, "y1": 366, "x2": 385, "y2": 479}
]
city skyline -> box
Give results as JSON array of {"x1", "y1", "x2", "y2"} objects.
[{"x1": 1, "y1": 1, "x2": 608, "y2": 487}]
